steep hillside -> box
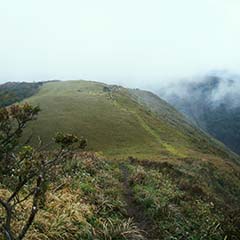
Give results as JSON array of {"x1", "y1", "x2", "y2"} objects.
[
  {"x1": 0, "y1": 82, "x2": 43, "y2": 107},
  {"x1": 1, "y1": 80, "x2": 240, "y2": 239},
  {"x1": 21, "y1": 80, "x2": 237, "y2": 160},
  {"x1": 160, "y1": 73, "x2": 240, "y2": 154}
]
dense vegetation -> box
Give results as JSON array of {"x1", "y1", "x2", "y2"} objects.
[
  {"x1": 1, "y1": 152, "x2": 239, "y2": 239},
  {"x1": 0, "y1": 80, "x2": 240, "y2": 239},
  {"x1": 124, "y1": 157, "x2": 240, "y2": 239},
  {"x1": 0, "y1": 82, "x2": 43, "y2": 107}
]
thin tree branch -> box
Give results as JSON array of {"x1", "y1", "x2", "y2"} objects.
[
  {"x1": 17, "y1": 175, "x2": 42, "y2": 240},
  {"x1": 0, "y1": 198, "x2": 13, "y2": 240}
]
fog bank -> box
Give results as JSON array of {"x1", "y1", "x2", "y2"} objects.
[{"x1": 1, "y1": 0, "x2": 240, "y2": 88}]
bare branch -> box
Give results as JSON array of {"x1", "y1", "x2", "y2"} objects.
[
  {"x1": 17, "y1": 175, "x2": 43, "y2": 240},
  {"x1": 0, "y1": 198, "x2": 13, "y2": 240}
]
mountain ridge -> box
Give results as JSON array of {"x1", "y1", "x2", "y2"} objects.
[
  {"x1": 1, "y1": 79, "x2": 240, "y2": 239},
  {"x1": 13, "y1": 80, "x2": 238, "y2": 162}
]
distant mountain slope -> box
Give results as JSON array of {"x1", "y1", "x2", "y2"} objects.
[
  {"x1": 160, "y1": 73, "x2": 240, "y2": 154},
  {"x1": 0, "y1": 82, "x2": 42, "y2": 107},
  {"x1": 17, "y1": 80, "x2": 237, "y2": 161}
]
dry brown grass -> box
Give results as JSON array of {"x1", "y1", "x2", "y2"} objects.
[
  {"x1": 26, "y1": 187, "x2": 93, "y2": 240},
  {"x1": 1, "y1": 182, "x2": 93, "y2": 240}
]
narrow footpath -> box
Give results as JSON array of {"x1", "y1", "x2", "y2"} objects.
[{"x1": 120, "y1": 164, "x2": 160, "y2": 240}]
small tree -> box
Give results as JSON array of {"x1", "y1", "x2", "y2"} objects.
[{"x1": 0, "y1": 103, "x2": 87, "y2": 240}]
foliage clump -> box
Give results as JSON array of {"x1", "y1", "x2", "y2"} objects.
[{"x1": 0, "y1": 82, "x2": 42, "y2": 108}]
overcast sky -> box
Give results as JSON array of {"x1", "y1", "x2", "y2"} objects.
[{"x1": 1, "y1": 0, "x2": 240, "y2": 89}]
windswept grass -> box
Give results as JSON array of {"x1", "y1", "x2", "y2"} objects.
[
  {"x1": 1, "y1": 80, "x2": 240, "y2": 240},
  {"x1": 1, "y1": 152, "x2": 239, "y2": 240},
  {"x1": 20, "y1": 80, "x2": 239, "y2": 162},
  {"x1": 0, "y1": 153, "x2": 144, "y2": 240},
  {"x1": 124, "y1": 157, "x2": 240, "y2": 240}
]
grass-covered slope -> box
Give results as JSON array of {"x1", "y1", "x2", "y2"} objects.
[
  {"x1": 2, "y1": 154, "x2": 239, "y2": 240},
  {"x1": 1, "y1": 80, "x2": 240, "y2": 239},
  {"x1": 22, "y1": 80, "x2": 237, "y2": 160}
]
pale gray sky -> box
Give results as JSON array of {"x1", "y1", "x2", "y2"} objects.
[{"x1": 1, "y1": 0, "x2": 240, "y2": 89}]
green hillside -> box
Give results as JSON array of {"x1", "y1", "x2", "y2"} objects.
[
  {"x1": 1, "y1": 80, "x2": 240, "y2": 239},
  {"x1": 22, "y1": 80, "x2": 237, "y2": 160}
]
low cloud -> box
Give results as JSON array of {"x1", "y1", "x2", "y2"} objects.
[{"x1": 158, "y1": 70, "x2": 240, "y2": 109}]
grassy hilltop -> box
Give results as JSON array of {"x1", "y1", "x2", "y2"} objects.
[
  {"x1": 1, "y1": 80, "x2": 240, "y2": 239},
  {"x1": 22, "y1": 80, "x2": 236, "y2": 160}
]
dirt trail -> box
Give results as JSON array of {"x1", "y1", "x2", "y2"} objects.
[{"x1": 120, "y1": 164, "x2": 160, "y2": 240}]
